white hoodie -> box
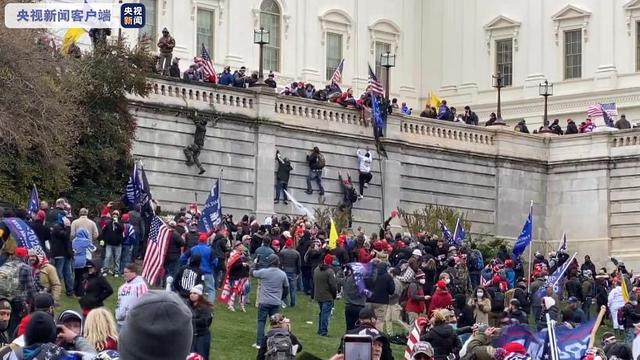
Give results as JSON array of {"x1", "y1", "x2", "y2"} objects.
[{"x1": 115, "y1": 276, "x2": 148, "y2": 325}]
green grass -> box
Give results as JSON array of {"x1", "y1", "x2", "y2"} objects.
[{"x1": 57, "y1": 277, "x2": 406, "y2": 360}]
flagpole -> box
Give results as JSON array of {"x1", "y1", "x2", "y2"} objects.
[{"x1": 453, "y1": 218, "x2": 460, "y2": 242}]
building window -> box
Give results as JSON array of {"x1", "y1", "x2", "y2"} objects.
[
  {"x1": 564, "y1": 29, "x2": 582, "y2": 79},
  {"x1": 139, "y1": 0, "x2": 156, "y2": 41},
  {"x1": 325, "y1": 33, "x2": 343, "y2": 80},
  {"x1": 260, "y1": 0, "x2": 281, "y2": 72},
  {"x1": 197, "y1": 9, "x2": 215, "y2": 56},
  {"x1": 495, "y1": 39, "x2": 513, "y2": 86},
  {"x1": 375, "y1": 41, "x2": 391, "y2": 87},
  {"x1": 636, "y1": 22, "x2": 640, "y2": 71}
]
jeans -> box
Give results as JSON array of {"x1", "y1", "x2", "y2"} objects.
[
  {"x1": 158, "y1": 53, "x2": 172, "y2": 75},
  {"x1": 301, "y1": 267, "x2": 313, "y2": 296},
  {"x1": 53, "y1": 257, "x2": 73, "y2": 295},
  {"x1": 104, "y1": 245, "x2": 122, "y2": 274},
  {"x1": 256, "y1": 304, "x2": 280, "y2": 345},
  {"x1": 203, "y1": 273, "x2": 216, "y2": 304},
  {"x1": 191, "y1": 331, "x2": 211, "y2": 359},
  {"x1": 358, "y1": 172, "x2": 372, "y2": 196},
  {"x1": 306, "y1": 169, "x2": 325, "y2": 195},
  {"x1": 274, "y1": 180, "x2": 289, "y2": 201},
  {"x1": 119, "y1": 245, "x2": 133, "y2": 274},
  {"x1": 285, "y1": 272, "x2": 297, "y2": 307},
  {"x1": 583, "y1": 297, "x2": 592, "y2": 320},
  {"x1": 345, "y1": 303, "x2": 364, "y2": 331},
  {"x1": 318, "y1": 301, "x2": 333, "y2": 336},
  {"x1": 164, "y1": 260, "x2": 179, "y2": 281},
  {"x1": 625, "y1": 328, "x2": 636, "y2": 345}
]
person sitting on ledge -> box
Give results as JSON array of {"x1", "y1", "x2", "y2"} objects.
[{"x1": 485, "y1": 112, "x2": 498, "y2": 126}]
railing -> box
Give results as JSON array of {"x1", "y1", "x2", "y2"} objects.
[
  {"x1": 399, "y1": 118, "x2": 495, "y2": 146},
  {"x1": 612, "y1": 132, "x2": 640, "y2": 147}
]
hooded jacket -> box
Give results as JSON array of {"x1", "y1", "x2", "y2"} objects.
[
  {"x1": 428, "y1": 288, "x2": 453, "y2": 315},
  {"x1": 31, "y1": 256, "x2": 61, "y2": 302},
  {"x1": 72, "y1": 229, "x2": 95, "y2": 269},
  {"x1": 313, "y1": 264, "x2": 337, "y2": 303},
  {"x1": 421, "y1": 324, "x2": 462, "y2": 360}
]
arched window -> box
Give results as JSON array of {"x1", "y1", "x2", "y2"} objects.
[{"x1": 260, "y1": 0, "x2": 281, "y2": 72}]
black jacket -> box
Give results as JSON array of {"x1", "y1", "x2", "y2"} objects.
[
  {"x1": 297, "y1": 234, "x2": 312, "y2": 269},
  {"x1": 174, "y1": 265, "x2": 204, "y2": 298},
  {"x1": 366, "y1": 268, "x2": 395, "y2": 305},
  {"x1": 276, "y1": 158, "x2": 293, "y2": 182},
  {"x1": 565, "y1": 277, "x2": 583, "y2": 301},
  {"x1": 50, "y1": 223, "x2": 72, "y2": 258},
  {"x1": 513, "y1": 287, "x2": 531, "y2": 314},
  {"x1": 504, "y1": 308, "x2": 529, "y2": 325},
  {"x1": 164, "y1": 229, "x2": 185, "y2": 262},
  {"x1": 565, "y1": 121, "x2": 579, "y2": 134},
  {"x1": 101, "y1": 220, "x2": 124, "y2": 246},
  {"x1": 623, "y1": 302, "x2": 640, "y2": 329},
  {"x1": 29, "y1": 221, "x2": 50, "y2": 253},
  {"x1": 212, "y1": 235, "x2": 229, "y2": 259},
  {"x1": 421, "y1": 324, "x2": 462, "y2": 360},
  {"x1": 190, "y1": 303, "x2": 212, "y2": 336},
  {"x1": 79, "y1": 272, "x2": 113, "y2": 310},
  {"x1": 604, "y1": 342, "x2": 632, "y2": 360},
  {"x1": 307, "y1": 152, "x2": 324, "y2": 170}
]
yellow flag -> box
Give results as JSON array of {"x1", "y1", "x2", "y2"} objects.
[
  {"x1": 621, "y1": 273, "x2": 630, "y2": 303},
  {"x1": 429, "y1": 92, "x2": 442, "y2": 110},
  {"x1": 61, "y1": 28, "x2": 86, "y2": 54},
  {"x1": 328, "y1": 218, "x2": 338, "y2": 249}
]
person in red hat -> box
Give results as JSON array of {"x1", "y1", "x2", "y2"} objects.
[
  {"x1": 428, "y1": 280, "x2": 452, "y2": 316},
  {"x1": 405, "y1": 271, "x2": 428, "y2": 324},
  {"x1": 1, "y1": 247, "x2": 38, "y2": 336},
  {"x1": 313, "y1": 254, "x2": 337, "y2": 336}
]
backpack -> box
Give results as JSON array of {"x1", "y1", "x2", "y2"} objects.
[
  {"x1": 490, "y1": 289, "x2": 505, "y2": 312},
  {"x1": 470, "y1": 250, "x2": 484, "y2": 271},
  {"x1": 265, "y1": 330, "x2": 295, "y2": 360},
  {"x1": 316, "y1": 153, "x2": 326, "y2": 169},
  {"x1": 0, "y1": 261, "x2": 23, "y2": 299},
  {"x1": 348, "y1": 187, "x2": 359, "y2": 203}
]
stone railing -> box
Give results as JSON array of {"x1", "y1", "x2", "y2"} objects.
[{"x1": 130, "y1": 76, "x2": 640, "y2": 160}]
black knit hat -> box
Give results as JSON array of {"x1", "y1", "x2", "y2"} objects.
[{"x1": 25, "y1": 311, "x2": 57, "y2": 346}]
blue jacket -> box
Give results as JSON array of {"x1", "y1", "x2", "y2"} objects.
[
  {"x1": 218, "y1": 71, "x2": 234, "y2": 86},
  {"x1": 121, "y1": 223, "x2": 137, "y2": 246},
  {"x1": 72, "y1": 228, "x2": 96, "y2": 269},
  {"x1": 180, "y1": 243, "x2": 217, "y2": 274}
]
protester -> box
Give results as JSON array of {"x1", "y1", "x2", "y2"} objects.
[
  {"x1": 305, "y1": 147, "x2": 326, "y2": 196},
  {"x1": 469, "y1": 287, "x2": 491, "y2": 325},
  {"x1": 279, "y1": 238, "x2": 301, "y2": 308},
  {"x1": 463, "y1": 106, "x2": 479, "y2": 125},
  {"x1": 340, "y1": 264, "x2": 368, "y2": 331},
  {"x1": 256, "y1": 313, "x2": 302, "y2": 360},
  {"x1": 274, "y1": 150, "x2": 293, "y2": 205},
  {"x1": 0, "y1": 247, "x2": 36, "y2": 336},
  {"x1": 339, "y1": 308, "x2": 394, "y2": 360},
  {"x1": 404, "y1": 271, "x2": 427, "y2": 325},
  {"x1": 616, "y1": 114, "x2": 632, "y2": 130},
  {"x1": 0, "y1": 299, "x2": 10, "y2": 347},
  {"x1": 187, "y1": 284, "x2": 213, "y2": 359},
  {"x1": 157, "y1": 28, "x2": 175, "y2": 75},
  {"x1": 420, "y1": 309, "x2": 462, "y2": 360},
  {"x1": 115, "y1": 263, "x2": 148, "y2": 329},
  {"x1": 252, "y1": 254, "x2": 289, "y2": 349},
  {"x1": 72, "y1": 228, "x2": 97, "y2": 297},
  {"x1": 609, "y1": 281, "x2": 626, "y2": 335},
  {"x1": 119, "y1": 214, "x2": 136, "y2": 275},
  {"x1": 314, "y1": 254, "x2": 337, "y2": 336},
  {"x1": 356, "y1": 148, "x2": 373, "y2": 198},
  {"x1": 180, "y1": 233, "x2": 217, "y2": 303},
  {"x1": 49, "y1": 207, "x2": 74, "y2": 297},
  {"x1": 82, "y1": 307, "x2": 118, "y2": 352},
  {"x1": 220, "y1": 241, "x2": 250, "y2": 312},
  {"x1": 100, "y1": 210, "x2": 124, "y2": 277},
  {"x1": 70, "y1": 208, "x2": 99, "y2": 242},
  {"x1": 428, "y1": 280, "x2": 452, "y2": 316},
  {"x1": 78, "y1": 260, "x2": 113, "y2": 317}
]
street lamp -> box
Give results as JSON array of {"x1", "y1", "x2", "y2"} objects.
[
  {"x1": 492, "y1": 72, "x2": 506, "y2": 124},
  {"x1": 538, "y1": 80, "x2": 554, "y2": 133},
  {"x1": 253, "y1": 27, "x2": 270, "y2": 84},
  {"x1": 380, "y1": 51, "x2": 396, "y2": 100}
]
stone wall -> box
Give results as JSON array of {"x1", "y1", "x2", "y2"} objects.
[{"x1": 129, "y1": 77, "x2": 640, "y2": 269}]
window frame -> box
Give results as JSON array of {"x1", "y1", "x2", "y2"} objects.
[
  {"x1": 259, "y1": 0, "x2": 281, "y2": 72},
  {"x1": 494, "y1": 38, "x2": 513, "y2": 87},
  {"x1": 374, "y1": 41, "x2": 391, "y2": 88},
  {"x1": 563, "y1": 29, "x2": 583, "y2": 80},
  {"x1": 138, "y1": 0, "x2": 157, "y2": 42},
  {"x1": 196, "y1": 8, "x2": 215, "y2": 58},
  {"x1": 325, "y1": 32, "x2": 343, "y2": 81}
]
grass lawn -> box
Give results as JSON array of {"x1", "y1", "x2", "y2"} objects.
[
  {"x1": 57, "y1": 277, "x2": 406, "y2": 360},
  {"x1": 57, "y1": 277, "x2": 620, "y2": 360}
]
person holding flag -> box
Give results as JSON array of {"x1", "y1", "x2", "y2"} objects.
[
  {"x1": 438, "y1": 220, "x2": 453, "y2": 245},
  {"x1": 26, "y1": 185, "x2": 39, "y2": 219}
]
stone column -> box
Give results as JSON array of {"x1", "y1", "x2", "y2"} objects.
[
  {"x1": 523, "y1": 0, "x2": 545, "y2": 97},
  {"x1": 381, "y1": 155, "x2": 401, "y2": 220},
  {"x1": 594, "y1": 0, "x2": 618, "y2": 89},
  {"x1": 458, "y1": 0, "x2": 478, "y2": 100},
  {"x1": 254, "y1": 127, "x2": 276, "y2": 220}
]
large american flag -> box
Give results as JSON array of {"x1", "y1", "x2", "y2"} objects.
[
  {"x1": 587, "y1": 103, "x2": 618, "y2": 119},
  {"x1": 330, "y1": 58, "x2": 344, "y2": 84},
  {"x1": 201, "y1": 43, "x2": 218, "y2": 83},
  {"x1": 368, "y1": 64, "x2": 384, "y2": 96},
  {"x1": 141, "y1": 216, "x2": 172, "y2": 286}
]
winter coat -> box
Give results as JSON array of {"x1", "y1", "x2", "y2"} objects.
[
  {"x1": 313, "y1": 265, "x2": 337, "y2": 303},
  {"x1": 255, "y1": 245, "x2": 275, "y2": 270},
  {"x1": 211, "y1": 235, "x2": 229, "y2": 260},
  {"x1": 623, "y1": 302, "x2": 640, "y2": 329},
  {"x1": 304, "y1": 247, "x2": 324, "y2": 270},
  {"x1": 428, "y1": 288, "x2": 453, "y2": 315},
  {"x1": 115, "y1": 276, "x2": 148, "y2": 326},
  {"x1": 366, "y1": 267, "x2": 395, "y2": 305},
  {"x1": 100, "y1": 220, "x2": 124, "y2": 247},
  {"x1": 276, "y1": 158, "x2": 293, "y2": 183},
  {"x1": 190, "y1": 303, "x2": 213, "y2": 336},
  {"x1": 464, "y1": 333, "x2": 495, "y2": 360},
  {"x1": 504, "y1": 308, "x2": 529, "y2": 325},
  {"x1": 181, "y1": 244, "x2": 216, "y2": 274},
  {"x1": 604, "y1": 342, "x2": 632, "y2": 360},
  {"x1": 174, "y1": 265, "x2": 204, "y2": 298},
  {"x1": 405, "y1": 282, "x2": 425, "y2": 314},
  {"x1": 79, "y1": 272, "x2": 113, "y2": 310},
  {"x1": 33, "y1": 257, "x2": 62, "y2": 302},
  {"x1": 164, "y1": 230, "x2": 185, "y2": 263},
  {"x1": 469, "y1": 297, "x2": 492, "y2": 324},
  {"x1": 49, "y1": 224, "x2": 72, "y2": 258},
  {"x1": 278, "y1": 248, "x2": 301, "y2": 275},
  {"x1": 421, "y1": 324, "x2": 462, "y2": 360},
  {"x1": 72, "y1": 229, "x2": 96, "y2": 269},
  {"x1": 306, "y1": 151, "x2": 324, "y2": 170},
  {"x1": 565, "y1": 121, "x2": 579, "y2": 134},
  {"x1": 257, "y1": 329, "x2": 302, "y2": 360},
  {"x1": 218, "y1": 71, "x2": 234, "y2": 86},
  {"x1": 536, "y1": 305, "x2": 559, "y2": 330},
  {"x1": 157, "y1": 35, "x2": 175, "y2": 54}
]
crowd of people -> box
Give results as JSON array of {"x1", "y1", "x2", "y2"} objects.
[{"x1": 3, "y1": 192, "x2": 640, "y2": 360}]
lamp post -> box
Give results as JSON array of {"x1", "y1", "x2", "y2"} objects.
[
  {"x1": 380, "y1": 51, "x2": 396, "y2": 100},
  {"x1": 538, "y1": 80, "x2": 554, "y2": 133},
  {"x1": 492, "y1": 72, "x2": 505, "y2": 124},
  {"x1": 253, "y1": 27, "x2": 270, "y2": 85}
]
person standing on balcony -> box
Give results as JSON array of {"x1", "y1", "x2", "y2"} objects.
[
  {"x1": 463, "y1": 106, "x2": 479, "y2": 125},
  {"x1": 264, "y1": 72, "x2": 277, "y2": 88},
  {"x1": 274, "y1": 150, "x2": 293, "y2": 205},
  {"x1": 157, "y1": 28, "x2": 175, "y2": 76},
  {"x1": 305, "y1": 147, "x2": 325, "y2": 196},
  {"x1": 436, "y1": 100, "x2": 451, "y2": 120},
  {"x1": 356, "y1": 148, "x2": 373, "y2": 198}
]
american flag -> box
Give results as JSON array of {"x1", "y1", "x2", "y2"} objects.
[
  {"x1": 587, "y1": 103, "x2": 618, "y2": 119},
  {"x1": 367, "y1": 64, "x2": 384, "y2": 96},
  {"x1": 141, "y1": 216, "x2": 172, "y2": 286},
  {"x1": 404, "y1": 316, "x2": 428, "y2": 360},
  {"x1": 201, "y1": 43, "x2": 218, "y2": 83},
  {"x1": 330, "y1": 58, "x2": 344, "y2": 84},
  {"x1": 587, "y1": 104, "x2": 603, "y2": 118}
]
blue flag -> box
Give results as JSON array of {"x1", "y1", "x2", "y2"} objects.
[
  {"x1": 536, "y1": 252, "x2": 578, "y2": 299},
  {"x1": 453, "y1": 218, "x2": 465, "y2": 246},
  {"x1": 198, "y1": 179, "x2": 222, "y2": 233},
  {"x1": 27, "y1": 185, "x2": 39, "y2": 217},
  {"x1": 122, "y1": 162, "x2": 144, "y2": 207},
  {"x1": 554, "y1": 320, "x2": 596, "y2": 360},
  {"x1": 372, "y1": 95, "x2": 385, "y2": 130},
  {"x1": 512, "y1": 204, "x2": 533, "y2": 258},
  {"x1": 439, "y1": 220, "x2": 454, "y2": 245},
  {"x1": 2, "y1": 218, "x2": 45, "y2": 256},
  {"x1": 496, "y1": 324, "x2": 545, "y2": 358},
  {"x1": 557, "y1": 232, "x2": 567, "y2": 253}
]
